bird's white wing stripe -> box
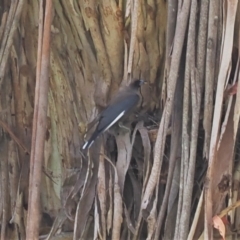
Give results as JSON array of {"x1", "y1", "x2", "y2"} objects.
[
  {"x1": 82, "y1": 111, "x2": 125, "y2": 150},
  {"x1": 82, "y1": 141, "x2": 89, "y2": 150},
  {"x1": 104, "y1": 110, "x2": 125, "y2": 131}
]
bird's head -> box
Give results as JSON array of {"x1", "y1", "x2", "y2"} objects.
[{"x1": 130, "y1": 79, "x2": 146, "y2": 89}]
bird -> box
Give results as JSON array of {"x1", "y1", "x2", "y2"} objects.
[{"x1": 82, "y1": 79, "x2": 145, "y2": 150}]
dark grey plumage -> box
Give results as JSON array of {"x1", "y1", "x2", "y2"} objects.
[{"x1": 82, "y1": 79, "x2": 144, "y2": 150}]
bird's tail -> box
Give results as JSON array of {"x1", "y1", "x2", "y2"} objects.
[{"x1": 82, "y1": 130, "x2": 99, "y2": 150}]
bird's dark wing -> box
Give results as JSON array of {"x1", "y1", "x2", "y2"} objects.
[{"x1": 96, "y1": 93, "x2": 140, "y2": 132}]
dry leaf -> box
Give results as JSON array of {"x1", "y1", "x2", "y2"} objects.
[{"x1": 212, "y1": 215, "x2": 226, "y2": 240}]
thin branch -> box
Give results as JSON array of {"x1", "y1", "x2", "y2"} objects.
[{"x1": 26, "y1": 0, "x2": 52, "y2": 239}]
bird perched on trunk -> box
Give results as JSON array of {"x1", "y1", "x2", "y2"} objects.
[{"x1": 82, "y1": 79, "x2": 145, "y2": 150}]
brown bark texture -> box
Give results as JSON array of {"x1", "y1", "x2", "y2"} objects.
[{"x1": 0, "y1": 0, "x2": 240, "y2": 240}]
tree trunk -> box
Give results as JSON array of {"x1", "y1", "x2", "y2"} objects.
[{"x1": 0, "y1": 0, "x2": 239, "y2": 239}]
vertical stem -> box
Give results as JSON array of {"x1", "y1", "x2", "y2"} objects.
[{"x1": 26, "y1": 0, "x2": 52, "y2": 239}]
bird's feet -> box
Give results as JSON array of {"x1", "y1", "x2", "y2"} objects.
[{"x1": 118, "y1": 122, "x2": 130, "y2": 133}]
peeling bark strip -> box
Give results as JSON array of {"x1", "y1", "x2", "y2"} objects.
[
  {"x1": 0, "y1": 137, "x2": 9, "y2": 240},
  {"x1": 26, "y1": 0, "x2": 52, "y2": 239},
  {"x1": 141, "y1": 0, "x2": 191, "y2": 221},
  {"x1": 0, "y1": 0, "x2": 25, "y2": 87},
  {"x1": 205, "y1": 0, "x2": 238, "y2": 239}
]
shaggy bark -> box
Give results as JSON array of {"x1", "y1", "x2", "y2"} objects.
[{"x1": 0, "y1": 0, "x2": 240, "y2": 239}]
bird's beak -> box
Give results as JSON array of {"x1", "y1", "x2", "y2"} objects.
[{"x1": 140, "y1": 79, "x2": 147, "y2": 85}]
